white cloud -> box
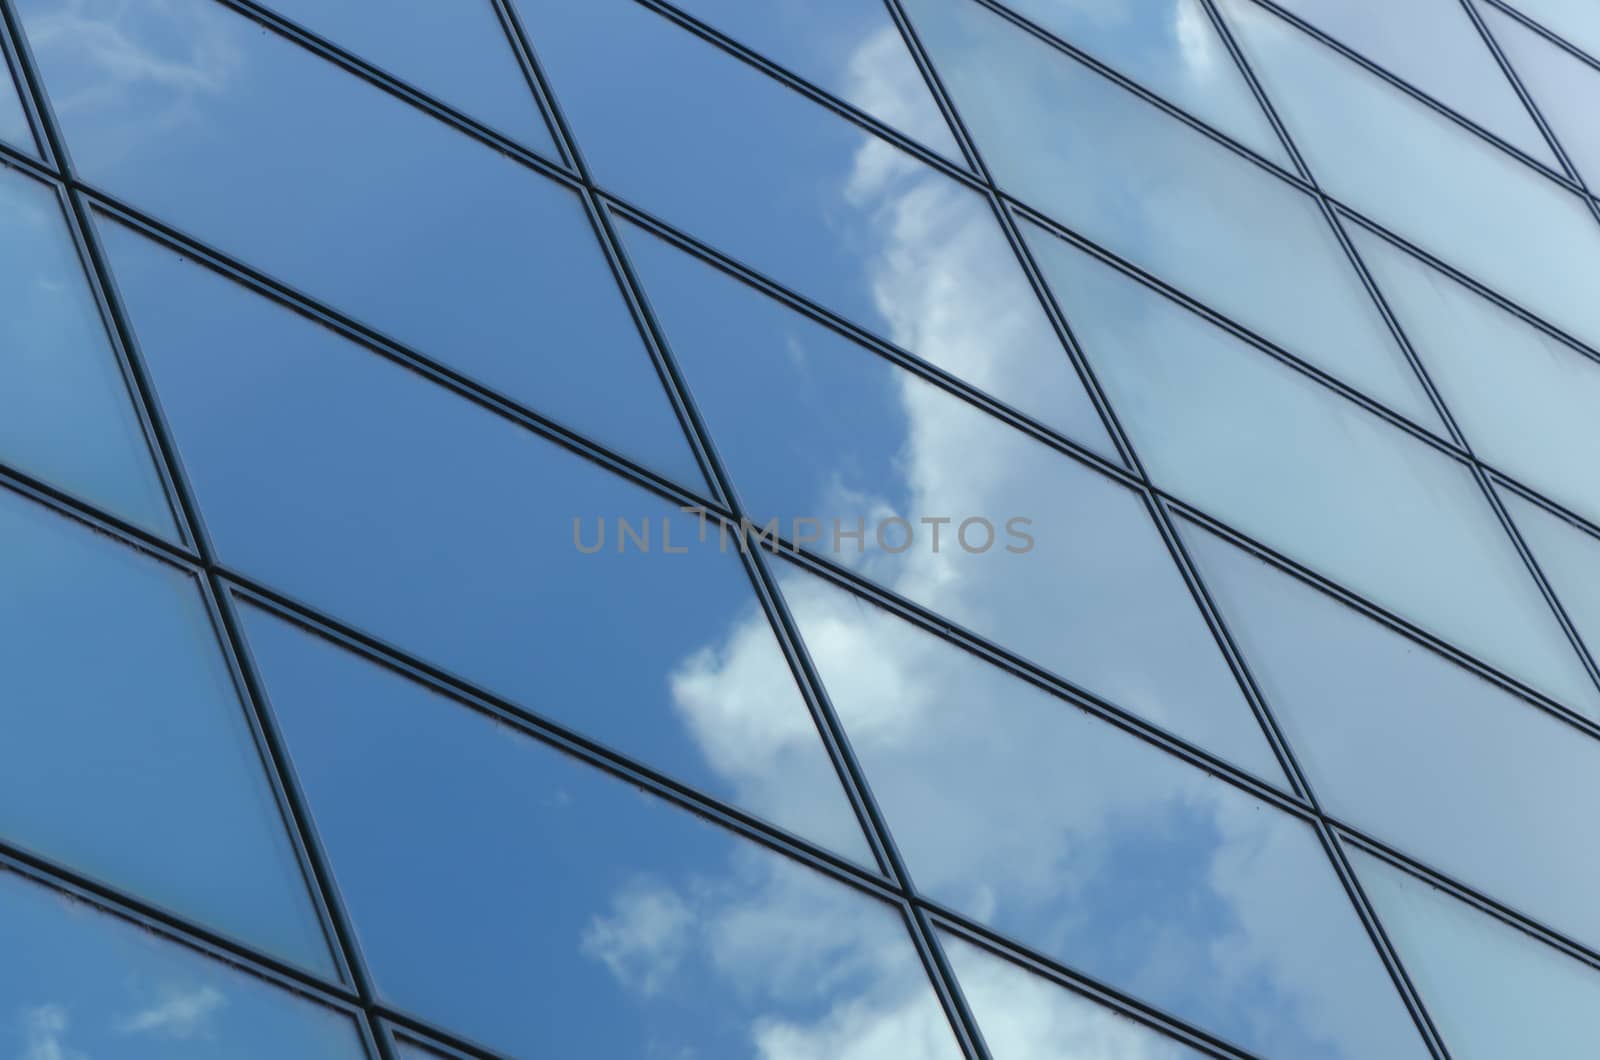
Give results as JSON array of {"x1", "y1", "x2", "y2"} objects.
[
  {"x1": 117, "y1": 985, "x2": 224, "y2": 1039},
  {"x1": 19, "y1": 1005, "x2": 84, "y2": 1060},
  {"x1": 580, "y1": 878, "x2": 695, "y2": 997}
]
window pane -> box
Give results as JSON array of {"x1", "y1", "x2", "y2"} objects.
[
  {"x1": 1506, "y1": 0, "x2": 1600, "y2": 59},
  {"x1": 0, "y1": 486, "x2": 334, "y2": 976},
  {"x1": 106, "y1": 223, "x2": 872, "y2": 867},
  {"x1": 1351, "y1": 849, "x2": 1600, "y2": 1060},
  {"x1": 1501, "y1": 488, "x2": 1600, "y2": 676},
  {"x1": 1181, "y1": 516, "x2": 1600, "y2": 954},
  {"x1": 1351, "y1": 223, "x2": 1600, "y2": 528},
  {"x1": 939, "y1": 934, "x2": 1207, "y2": 1060},
  {"x1": 0, "y1": 50, "x2": 33, "y2": 153},
  {"x1": 256, "y1": 0, "x2": 556, "y2": 154},
  {"x1": 516, "y1": 0, "x2": 1114, "y2": 455},
  {"x1": 0, "y1": 868, "x2": 366, "y2": 1060},
  {"x1": 1028, "y1": 221, "x2": 1600, "y2": 716},
  {"x1": 1220, "y1": 0, "x2": 1600, "y2": 353},
  {"x1": 240, "y1": 605, "x2": 964, "y2": 1060},
  {"x1": 1481, "y1": 2, "x2": 1600, "y2": 187},
  {"x1": 0, "y1": 169, "x2": 175, "y2": 538},
  {"x1": 772, "y1": 563, "x2": 1424, "y2": 1059},
  {"x1": 901, "y1": 0, "x2": 1441, "y2": 429},
  {"x1": 21, "y1": 0, "x2": 701, "y2": 486},
  {"x1": 623, "y1": 222, "x2": 1285, "y2": 784}
]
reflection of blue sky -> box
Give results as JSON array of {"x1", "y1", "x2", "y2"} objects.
[
  {"x1": 0, "y1": 867, "x2": 365, "y2": 1060},
  {"x1": 1505, "y1": 0, "x2": 1600, "y2": 60},
  {"x1": 1501, "y1": 489, "x2": 1600, "y2": 695},
  {"x1": 0, "y1": 52, "x2": 32, "y2": 151},
  {"x1": 1481, "y1": 1, "x2": 1600, "y2": 189}
]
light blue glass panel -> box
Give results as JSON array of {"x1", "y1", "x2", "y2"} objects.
[
  {"x1": 901, "y1": 0, "x2": 1441, "y2": 429},
  {"x1": 19, "y1": 0, "x2": 700, "y2": 486},
  {"x1": 0, "y1": 486, "x2": 334, "y2": 975},
  {"x1": 1501, "y1": 488, "x2": 1600, "y2": 676},
  {"x1": 1351, "y1": 224, "x2": 1600, "y2": 528},
  {"x1": 242, "y1": 605, "x2": 964, "y2": 1060},
  {"x1": 997, "y1": 0, "x2": 1292, "y2": 165},
  {"x1": 1270, "y1": 0, "x2": 1558, "y2": 165},
  {"x1": 1028, "y1": 221, "x2": 1600, "y2": 716},
  {"x1": 774, "y1": 564, "x2": 1425, "y2": 1059},
  {"x1": 0, "y1": 868, "x2": 366, "y2": 1060},
  {"x1": 939, "y1": 934, "x2": 1206, "y2": 1060},
  {"x1": 664, "y1": 0, "x2": 964, "y2": 161},
  {"x1": 1220, "y1": 0, "x2": 1600, "y2": 352},
  {"x1": 257, "y1": 0, "x2": 556, "y2": 154},
  {"x1": 1506, "y1": 0, "x2": 1600, "y2": 59},
  {"x1": 1481, "y1": 2, "x2": 1600, "y2": 186},
  {"x1": 1181, "y1": 517, "x2": 1600, "y2": 953},
  {"x1": 623, "y1": 221, "x2": 1285, "y2": 784},
  {"x1": 0, "y1": 168, "x2": 175, "y2": 538},
  {"x1": 1352, "y1": 850, "x2": 1600, "y2": 1060},
  {"x1": 516, "y1": 0, "x2": 1115, "y2": 455},
  {"x1": 0, "y1": 51, "x2": 33, "y2": 153},
  {"x1": 104, "y1": 222, "x2": 872, "y2": 867}
]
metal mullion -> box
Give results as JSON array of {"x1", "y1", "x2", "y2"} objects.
[
  {"x1": 0, "y1": 460, "x2": 198, "y2": 570},
  {"x1": 0, "y1": 11, "x2": 47, "y2": 166},
  {"x1": 1482, "y1": 0, "x2": 1600, "y2": 77}
]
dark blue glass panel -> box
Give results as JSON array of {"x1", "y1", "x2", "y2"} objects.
[{"x1": 241, "y1": 605, "x2": 963, "y2": 1060}]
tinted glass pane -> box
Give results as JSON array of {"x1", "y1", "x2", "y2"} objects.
[
  {"x1": 939, "y1": 934, "x2": 1206, "y2": 1060},
  {"x1": 0, "y1": 486, "x2": 333, "y2": 975},
  {"x1": 0, "y1": 868, "x2": 366, "y2": 1060},
  {"x1": 1482, "y1": 2, "x2": 1600, "y2": 186},
  {"x1": 107, "y1": 224, "x2": 872, "y2": 867},
  {"x1": 997, "y1": 0, "x2": 1292, "y2": 165},
  {"x1": 1029, "y1": 222, "x2": 1600, "y2": 716},
  {"x1": 0, "y1": 50, "x2": 32, "y2": 153},
  {"x1": 1352, "y1": 223, "x2": 1600, "y2": 528},
  {"x1": 1220, "y1": 0, "x2": 1600, "y2": 353},
  {"x1": 1270, "y1": 0, "x2": 1558, "y2": 164},
  {"x1": 21, "y1": 0, "x2": 700, "y2": 486},
  {"x1": 517, "y1": 0, "x2": 1114, "y2": 455},
  {"x1": 0, "y1": 169, "x2": 175, "y2": 538},
  {"x1": 1501, "y1": 488, "x2": 1600, "y2": 675},
  {"x1": 1181, "y1": 517, "x2": 1600, "y2": 953},
  {"x1": 902, "y1": 0, "x2": 1441, "y2": 428},
  {"x1": 624, "y1": 222, "x2": 1285, "y2": 784},
  {"x1": 241, "y1": 606, "x2": 963, "y2": 1060},
  {"x1": 665, "y1": 0, "x2": 964, "y2": 161},
  {"x1": 774, "y1": 564, "x2": 1423, "y2": 1059},
  {"x1": 258, "y1": 0, "x2": 556, "y2": 154},
  {"x1": 1352, "y1": 850, "x2": 1600, "y2": 1060},
  {"x1": 1506, "y1": 0, "x2": 1600, "y2": 59}
]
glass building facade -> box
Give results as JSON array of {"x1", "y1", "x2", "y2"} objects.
[{"x1": 3, "y1": 0, "x2": 1600, "y2": 1056}]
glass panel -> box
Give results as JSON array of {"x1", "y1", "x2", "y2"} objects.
[
  {"x1": 1180, "y1": 516, "x2": 1600, "y2": 953},
  {"x1": 0, "y1": 168, "x2": 175, "y2": 538},
  {"x1": 771, "y1": 562, "x2": 1425, "y2": 1059},
  {"x1": 1506, "y1": 0, "x2": 1600, "y2": 59},
  {"x1": 939, "y1": 934, "x2": 1207, "y2": 1060},
  {"x1": 0, "y1": 867, "x2": 367, "y2": 1060},
  {"x1": 663, "y1": 0, "x2": 964, "y2": 161},
  {"x1": 622, "y1": 221, "x2": 1285, "y2": 784},
  {"x1": 394, "y1": 1044, "x2": 448, "y2": 1060},
  {"x1": 1501, "y1": 488, "x2": 1600, "y2": 675},
  {"x1": 902, "y1": 0, "x2": 1441, "y2": 429},
  {"x1": 240, "y1": 605, "x2": 964, "y2": 1060},
  {"x1": 515, "y1": 0, "x2": 1115, "y2": 456},
  {"x1": 1351, "y1": 849, "x2": 1600, "y2": 1060},
  {"x1": 0, "y1": 49, "x2": 33, "y2": 153},
  {"x1": 1028, "y1": 220, "x2": 1600, "y2": 716},
  {"x1": 105, "y1": 222, "x2": 872, "y2": 868},
  {"x1": 0, "y1": 486, "x2": 334, "y2": 975},
  {"x1": 1220, "y1": 0, "x2": 1600, "y2": 353},
  {"x1": 996, "y1": 0, "x2": 1292, "y2": 165},
  {"x1": 256, "y1": 0, "x2": 557, "y2": 154},
  {"x1": 1482, "y1": 2, "x2": 1600, "y2": 186},
  {"x1": 1351, "y1": 223, "x2": 1600, "y2": 528},
  {"x1": 1269, "y1": 0, "x2": 1559, "y2": 165},
  {"x1": 20, "y1": 0, "x2": 701, "y2": 487}
]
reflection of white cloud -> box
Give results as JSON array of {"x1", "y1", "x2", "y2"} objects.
[
  {"x1": 20, "y1": 1005, "x2": 84, "y2": 1060},
  {"x1": 580, "y1": 878, "x2": 694, "y2": 997},
  {"x1": 117, "y1": 985, "x2": 224, "y2": 1039},
  {"x1": 1173, "y1": 0, "x2": 1219, "y2": 81}
]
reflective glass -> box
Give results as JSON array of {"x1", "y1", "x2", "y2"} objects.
[
  {"x1": 663, "y1": 0, "x2": 964, "y2": 161},
  {"x1": 1028, "y1": 221, "x2": 1600, "y2": 716},
  {"x1": 623, "y1": 222, "x2": 1285, "y2": 784},
  {"x1": 257, "y1": 0, "x2": 557, "y2": 154},
  {"x1": 0, "y1": 486, "x2": 334, "y2": 975},
  {"x1": 516, "y1": 0, "x2": 1115, "y2": 455},
  {"x1": 1269, "y1": 0, "x2": 1558, "y2": 165},
  {"x1": 241, "y1": 605, "x2": 964, "y2": 1060},
  {"x1": 939, "y1": 934, "x2": 1206, "y2": 1060},
  {"x1": 902, "y1": 0, "x2": 1441, "y2": 428},
  {"x1": 996, "y1": 0, "x2": 1292, "y2": 165},
  {"x1": 1181, "y1": 517, "x2": 1600, "y2": 952},
  {"x1": 0, "y1": 168, "x2": 175, "y2": 538},
  {"x1": 1351, "y1": 850, "x2": 1600, "y2": 1060},
  {"x1": 0, "y1": 868, "x2": 366, "y2": 1060},
  {"x1": 105, "y1": 223, "x2": 872, "y2": 867},
  {"x1": 1220, "y1": 0, "x2": 1600, "y2": 352},
  {"x1": 1351, "y1": 223, "x2": 1600, "y2": 528},
  {"x1": 1501, "y1": 488, "x2": 1600, "y2": 675},
  {"x1": 1481, "y1": 2, "x2": 1600, "y2": 186},
  {"x1": 21, "y1": 0, "x2": 701, "y2": 486},
  {"x1": 394, "y1": 1044, "x2": 447, "y2": 1060},
  {"x1": 0, "y1": 51, "x2": 33, "y2": 153},
  {"x1": 1506, "y1": 0, "x2": 1600, "y2": 59},
  {"x1": 772, "y1": 563, "x2": 1425, "y2": 1059}
]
